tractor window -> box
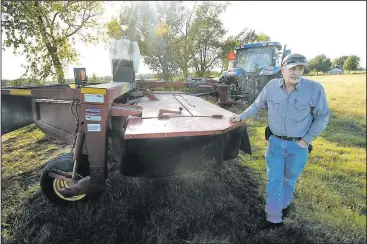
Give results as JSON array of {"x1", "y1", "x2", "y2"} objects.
[{"x1": 236, "y1": 47, "x2": 273, "y2": 72}]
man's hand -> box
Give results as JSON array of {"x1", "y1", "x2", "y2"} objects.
[
  {"x1": 297, "y1": 140, "x2": 309, "y2": 149},
  {"x1": 230, "y1": 114, "x2": 241, "y2": 123}
]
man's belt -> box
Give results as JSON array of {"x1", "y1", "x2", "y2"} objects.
[{"x1": 273, "y1": 134, "x2": 302, "y2": 141}]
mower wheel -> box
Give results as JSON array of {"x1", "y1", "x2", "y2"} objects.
[{"x1": 40, "y1": 153, "x2": 98, "y2": 205}]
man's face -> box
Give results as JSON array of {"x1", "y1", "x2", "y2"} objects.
[{"x1": 281, "y1": 65, "x2": 305, "y2": 86}]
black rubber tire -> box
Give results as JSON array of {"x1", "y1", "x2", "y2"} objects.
[{"x1": 40, "y1": 153, "x2": 98, "y2": 206}]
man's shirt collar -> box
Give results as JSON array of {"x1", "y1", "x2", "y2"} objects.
[{"x1": 279, "y1": 78, "x2": 303, "y2": 91}]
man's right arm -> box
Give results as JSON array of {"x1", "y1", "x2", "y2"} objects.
[{"x1": 239, "y1": 82, "x2": 269, "y2": 120}]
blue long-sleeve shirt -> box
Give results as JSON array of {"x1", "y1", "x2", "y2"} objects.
[{"x1": 240, "y1": 77, "x2": 330, "y2": 145}]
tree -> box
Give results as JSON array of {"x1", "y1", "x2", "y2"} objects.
[
  {"x1": 307, "y1": 54, "x2": 332, "y2": 74},
  {"x1": 303, "y1": 65, "x2": 310, "y2": 75},
  {"x1": 106, "y1": 1, "x2": 186, "y2": 80},
  {"x1": 343, "y1": 55, "x2": 360, "y2": 73},
  {"x1": 256, "y1": 33, "x2": 271, "y2": 42},
  {"x1": 332, "y1": 56, "x2": 348, "y2": 69},
  {"x1": 105, "y1": 17, "x2": 122, "y2": 40},
  {"x1": 188, "y1": 2, "x2": 229, "y2": 77},
  {"x1": 170, "y1": 2, "x2": 199, "y2": 79},
  {"x1": 1, "y1": 1, "x2": 103, "y2": 83},
  {"x1": 91, "y1": 73, "x2": 97, "y2": 83}
]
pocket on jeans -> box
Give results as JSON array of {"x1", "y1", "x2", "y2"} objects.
[{"x1": 295, "y1": 140, "x2": 308, "y2": 150}]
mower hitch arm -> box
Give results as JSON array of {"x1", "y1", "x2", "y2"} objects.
[{"x1": 158, "y1": 107, "x2": 183, "y2": 119}]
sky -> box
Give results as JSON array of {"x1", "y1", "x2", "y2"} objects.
[{"x1": 1, "y1": 1, "x2": 366, "y2": 80}]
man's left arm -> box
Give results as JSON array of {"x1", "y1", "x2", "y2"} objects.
[{"x1": 301, "y1": 86, "x2": 330, "y2": 145}]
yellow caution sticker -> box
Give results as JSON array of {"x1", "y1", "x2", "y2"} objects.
[
  {"x1": 121, "y1": 84, "x2": 129, "y2": 94},
  {"x1": 81, "y1": 88, "x2": 106, "y2": 94},
  {"x1": 9, "y1": 89, "x2": 32, "y2": 96}
]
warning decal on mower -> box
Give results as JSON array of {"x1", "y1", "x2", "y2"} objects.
[
  {"x1": 84, "y1": 94, "x2": 104, "y2": 103},
  {"x1": 85, "y1": 108, "x2": 102, "y2": 121},
  {"x1": 121, "y1": 84, "x2": 129, "y2": 94},
  {"x1": 87, "y1": 124, "x2": 101, "y2": 132}
]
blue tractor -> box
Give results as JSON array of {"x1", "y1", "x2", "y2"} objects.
[{"x1": 219, "y1": 41, "x2": 291, "y2": 103}]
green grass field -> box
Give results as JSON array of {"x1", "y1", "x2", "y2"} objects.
[{"x1": 1, "y1": 74, "x2": 366, "y2": 244}]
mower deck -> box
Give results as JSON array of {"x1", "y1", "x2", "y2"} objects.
[{"x1": 124, "y1": 94, "x2": 240, "y2": 139}]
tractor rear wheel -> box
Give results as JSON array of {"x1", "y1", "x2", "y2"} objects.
[{"x1": 40, "y1": 153, "x2": 98, "y2": 205}]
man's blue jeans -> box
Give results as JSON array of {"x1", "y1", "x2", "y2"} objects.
[{"x1": 265, "y1": 135, "x2": 309, "y2": 223}]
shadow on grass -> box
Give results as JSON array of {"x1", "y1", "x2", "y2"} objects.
[
  {"x1": 320, "y1": 110, "x2": 366, "y2": 148},
  {"x1": 2, "y1": 157, "x2": 350, "y2": 244}
]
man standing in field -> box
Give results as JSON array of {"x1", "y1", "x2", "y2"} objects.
[{"x1": 230, "y1": 53, "x2": 330, "y2": 230}]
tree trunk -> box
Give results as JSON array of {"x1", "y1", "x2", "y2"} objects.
[
  {"x1": 51, "y1": 49, "x2": 65, "y2": 83},
  {"x1": 162, "y1": 53, "x2": 169, "y2": 81},
  {"x1": 183, "y1": 61, "x2": 188, "y2": 79},
  {"x1": 35, "y1": 1, "x2": 65, "y2": 83}
]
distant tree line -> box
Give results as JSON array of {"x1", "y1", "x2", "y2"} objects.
[{"x1": 305, "y1": 54, "x2": 362, "y2": 75}]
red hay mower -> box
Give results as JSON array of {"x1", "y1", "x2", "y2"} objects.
[{"x1": 1, "y1": 41, "x2": 252, "y2": 205}]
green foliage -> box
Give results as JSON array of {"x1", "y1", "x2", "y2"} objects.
[
  {"x1": 91, "y1": 73, "x2": 97, "y2": 83},
  {"x1": 106, "y1": 2, "x2": 270, "y2": 79},
  {"x1": 105, "y1": 17, "x2": 122, "y2": 40},
  {"x1": 303, "y1": 65, "x2": 311, "y2": 75},
  {"x1": 344, "y1": 55, "x2": 360, "y2": 73},
  {"x1": 256, "y1": 33, "x2": 271, "y2": 42},
  {"x1": 111, "y1": 1, "x2": 186, "y2": 81},
  {"x1": 188, "y1": 2, "x2": 229, "y2": 77},
  {"x1": 307, "y1": 54, "x2": 332, "y2": 74},
  {"x1": 1, "y1": 1, "x2": 103, "y2": 83},
  {"x1": 6, "y1": 78, "x2": 41, "y2": 87},
  {"x1": 332, "y1": 56, "x2": 349, "y2": 69}
]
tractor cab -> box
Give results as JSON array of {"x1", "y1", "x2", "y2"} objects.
[
  {"x1": 228, "y1": 42, "x2": 291, "y2": 75},
  {"x1": 221, "y1": 42, "x2": 291, "y2": 102}
]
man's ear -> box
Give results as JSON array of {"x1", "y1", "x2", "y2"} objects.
[{"x1": 280, "y1": 66, "x2": 285, "y2": 74}]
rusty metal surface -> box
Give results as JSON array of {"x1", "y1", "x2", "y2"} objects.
[
  {"x1": 135, "y1": 81, "x2": 189, "y2": 89},
  {"x1": 35, "y1": 121, "x2": 75, "y2": 144},
  {"x1": 36, "y1": 101, "x2": 79, "y2": 135},
  {"x1": 80, "y1": 82, "x2": 129, "y2": 182},
  {"x1": 173, "y1": 94, "x2": 234, "y2": 117},
  {"x1": 32, "y1": 88, "x2": 80, "y2": 100},
  {"x1": 134, "y1": 94, "x2": 192, "y2": 118},
  {"x1": 124, "y1": 117, "x2": 241, "y2": 139},
  {"x1": 111, "y1": 103, "x2": 143, "y2": 117},
  {"x1": 123, "y1": 93, "x2": 240, "y2": 139}
]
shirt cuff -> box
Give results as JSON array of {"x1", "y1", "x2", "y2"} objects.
[
  {"x1": 240, "y1": 112, "x2": 247, "y2": 120},
  {"x1": 301, "y1": 134, "x2": 314, "y2": 145}
]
